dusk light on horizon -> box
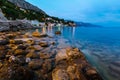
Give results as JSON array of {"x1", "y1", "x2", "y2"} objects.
[{"x1": 26, "y1": 0, "x2": 120, "y2": 27}]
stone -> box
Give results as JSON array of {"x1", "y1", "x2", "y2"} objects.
[
  {"x1": 0, "y1": 40, "x2": 9, "y2": 45},
  {"x1": 32, "y1": 29, "x2": 41, "y2": 37},
  {"x1": 39, "y1": 53, "x2": 51, "y2": 59},
  {"x1": 14, "y1": 49, "x2": 27, "y2": 55},
  {"x1": 0, "y1": 64, "x2": 35, "y2": 80},
  {"x1": 26, "y1": 40, "x2": 34, "y2": 45},
  {"x1": 0, "y1": 51, "x2": 6, "y2": 60},
  {"x1": 42, "y1": 59, "x2": 52, "y2": 73},
  {"x1": 17, "y1": 45, "x2": 27, "y2": 50},
  {"x1": 55, "y1": 49, "x2": 68, "y2": 63},
  {"x1": 26, "y1": 52, "x2": 39, "y2": 59},
  {"x1": 14, "y1": 40, "x2": 23, "y2": 44},
  {"x1": 34, "y1": 45, "x2": 42, "y2": 51},
  {"x1": 15, "y1": 55, "x2": 26, "y2": 65},
  {"x1": 55, "y1": 31, "x2": 61, "y2": 35},
  {"x1": 6, "y1": 34, "x2": 16, "y2": 39},
  {"x1": 39, "y1": 41, "x2": 49, "y2": 47},
  {"x1": 52, "y1": 68, "x2": 70, "y2": 80},
  {"x1": 0, "y1": 8, "x2": 7, "y2": 20},
  {"x1": 28, "y1": 59, "x2": 43, "y2": 70}
]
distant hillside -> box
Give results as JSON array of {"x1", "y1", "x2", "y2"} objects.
[
  {"x1": 75, "y1": 22, "x2": 102, "y2": 27},
  {"x1": 0, "y1": 0, "x2": 70, "y2": 24},
  {"x1": 8, "y1": 0, "x2": 46, "y2": 14},
  {"x1": 0, "y1": 0, "x2": 48, "y2": 21}
]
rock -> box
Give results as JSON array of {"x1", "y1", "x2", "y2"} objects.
[
  {"x1": 26, "y1": 40, "x2": 34, "y2": 45},
  {"x1": 55, "y1": 49, "x2": 68, "y2": 63},
  {"x1": 6, "y1": 34, "x2": 16, "y2": 39},
  {"x1": 0, "y1": 51, "x2": 6, "y2": 60},
  {"x1": 0, "y1": 64, "x2": 35, "y2": 80},
  {"x1": 0, "y1": 8, "x2": 7, "y2": 21},
  {"x1": 14, "y1": 40, "x2": 23, "y2": 44},
  {"x1": 52, "y1": 68, "x2": 70, "y2": 80},
  {"x1": 39, "y1": 41, "x2": 49, "y2": 47},
  {"x1": 32, "y1": 29, "x2": 41, "y2": 37},
  {"x1": 17, "y1": 45, "x2": 27, "y2": 50},
  {"x1": 39, "y1": 53, "x2": 51, "y2": 59},
  {"x1": 26, "y1": 51, "x2": 39, "y2": 59},
  {"x1": 67, "y1": 65, "x2": 84, "y2": 80},
  {"x1": 55, "y1": 31, "x2": 61, "y2": 35},
  {"x1": 34, "y1": 45, "x2": 42, "y2": 51},
  {"x1": 9, "y1": 39, "x2": 15, "y2": 44},
  {"x1": 9, "y1": 44, "x2": 18, "y2": 50},
  {"x1": 14, "y1": 49, "x2": 27, "y2": 55},
  {"x1": 66, "y1": 48, "x2": 84, "y2": 59},
  {"x1": 15, "y1": 55, "x2": 26, "y2": 65},
  {"x1": 26, "y1": 57, "x2": 31, "y2": 63},
  {"x1": 86, "y1": 68, "x2": 97, "y2": 76},
  {"x1": 39, "y1": 34, "x2": 48, "y2": 38},
  {"x1": 0, "y1": 40, "x2": 9, "y2": 45},
  {"x1": 42, "y1": 59, "x2": 52, "y2": 73},
  {"x1": 28, "y1": 59, "x2": 43, "y2": 70}
]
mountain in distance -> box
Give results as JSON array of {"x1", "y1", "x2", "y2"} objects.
[
  {"x1": 7, "y1": 0, "x2": 46, "y2": 14},
  {"x1": 75, "y1": 22, "x2": 102, "y2": 27}
]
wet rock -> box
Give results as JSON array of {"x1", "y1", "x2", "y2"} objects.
[
  {"x1": 52, "y1": 68, "x2": 70, "y2": 80},
  {"x1": 39, "y1": 41, "x2": 49, "y2": 47},
  {"x1": 55, "y1": 49, "x2": 68, "y2": 63},
  {"x1": 40, "y1": 53, "x2": 51, "y2": 59},
  {"x1": 17, "y1": 45, "x2": 27, "y2": 50},
  {"x1": 39, "y1": 34, "x2": 48, "y2": 38},
  {"x1": 0, "y1": 51, "x2": 6, "y2": 60},
  {"x1": 26, "y1": 40, "x2": 34, "y2": 45},
  {"x1": 26, "y1": 51, "x2": 39, "y2": 59},
  {"x1": 34, "y1": 45, "x2": 42, "y2": 51},
  {"x1": 14, "y1": 40, "x2": 23, "y2": 44},
  {"x1": 0, "y1": 40, "x2": 9, "y2": 45},
  {"x1": 82, "y1": 67, "x2": 103, "y2": 80},
  {"x1": 55, "y1": 31, "x2": 61, "y2": 35},
  {"x1": 9, "y1": 44, "x2": 18, "y2": 50},
  {"x1": 28, "y1": 59, "x2": 43, "y2": 70},
  {"x1": 0, "y1": 64, "x2": 35, "y2": 80},
  {"x1": 15, "y1": 55, "x2": 26, "y2": 65},
  {"x1": 32, "y1": 29, "x2": 41, "y2": 37},
  {"x1": 6, "y1": 34, "x2": 16, "y2": 39},
  {"x1": 42, "y1": 59, "x2": 53, "y2": 73},
  {"x1": 67, "y1": 65, "x2": 86, "y2": 80},
  {"x1": 9, "y1": 39, "x2": 15, "y2": 44},
  {"x1": 14, "y1": 49, "x2": 27, "y2": 55}
]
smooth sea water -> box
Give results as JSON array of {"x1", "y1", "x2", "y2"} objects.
[{"x1": 45, "y1": 26, "x2": 120, "y2": 80}]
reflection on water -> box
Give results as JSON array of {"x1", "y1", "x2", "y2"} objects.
[{"x1": 45, "y1": 26, "x2": 120, "y2": 80}]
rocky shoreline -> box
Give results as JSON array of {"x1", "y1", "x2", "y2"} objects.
[{"x1": 0, "y1": 29, "x2": 103, "y2": 80}]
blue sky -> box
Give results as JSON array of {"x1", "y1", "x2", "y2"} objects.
[{"x1": 26, "y1": 0, "x2": 120, "y2": 27}]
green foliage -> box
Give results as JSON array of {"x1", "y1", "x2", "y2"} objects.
[
  {"x1": 0, "y1": 0, "x2": 74, "y2": 24},
  {"x1": 0, "y1": 0, "x2": 46, "y2": 21}
]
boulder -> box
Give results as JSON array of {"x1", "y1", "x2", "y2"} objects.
[
  {"x1": 55, "y1": 49, "x2": 68, "y2": 63},
  {"x1": 52, "y1": 68, "x2": 70, "y2": 80},
  {"x1": 39, "y1": 41, "x2": 49, "y2": 47},
  {"x1": 28, "y1": 59, "x2": 43, "y2": 70},
  {"x1": 0, "y1": 40, "x2": 9, "y2": 45},
  {"x1": 0, "y1": 64, "x2": 35, "y2": 80},
  {"x1": 26, "y1": 52, "x2": 39, "y2": 59},
  {"x1": 55, "y1": 31, "x2": 61, "y2": 35},
  {"x1": 32, "y1": 29, "x2": 41, "y2": 37},
  {"x1": 14, "y1": 49, "x2": 27, "y2": 55}
]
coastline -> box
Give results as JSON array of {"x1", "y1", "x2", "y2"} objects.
[{"x1": 0, "y1": 28, "x2": 103, "y2": 80}]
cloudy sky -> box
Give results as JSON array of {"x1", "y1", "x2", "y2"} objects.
[{"x1": 26, "y1": 0, "x2": 120, "y2": 27}]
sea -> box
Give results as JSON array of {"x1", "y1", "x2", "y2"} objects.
[{"x1": 36, "y1": 26, "x2": 120, "y2": 80}]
